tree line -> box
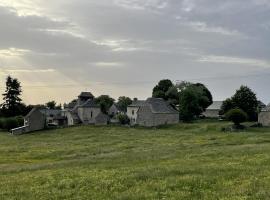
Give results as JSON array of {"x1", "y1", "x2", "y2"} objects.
[{"x1": 0, "y1": 75, "x2": 263, "y2": 128}]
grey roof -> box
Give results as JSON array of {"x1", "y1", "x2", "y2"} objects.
[
  {"x1": 206, "y1": 101, "x2": 223, "y2": 110},
  {"x1": 79, "y1": 99, "x2": 99, "y2": 108},
  {"x1": 129, "y1": 98, "x2": 178, "y2": 114},
  {"x1": 78, "y1": 92, "x2": 94, "y2": 98},
  {"x1": 129, "y1": 100, "x2": 146, "y2": 107},
  {"x1": 146, "y1": 98, "x2": 178, "y2": 114},
  {"x1": 40, "y1": 109, "x2": 62, "y2": 116},
  {"x1": 65, "y1": 100, "x2": 77, "y2": 109},
  {"x1": 25, "y1": 107, "x2": 43, "y2": 118}
]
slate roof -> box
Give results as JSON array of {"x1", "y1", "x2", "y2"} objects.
[
  {"x1": 65, "y1": 100, "x2": 77, "y2": 109},
  {"x1": 146, "y1": 98, "x2": 178, "y2": 114},
  {"x1": 40, "y1": 109, "x2": 62, "y2": 116},
  {"x1": 129, "y1": 100, "x2": 147, "y2": 107},
  {"x1": 129, "y1": 98, "x2": 178, "y2": 114},
  {"x1": 206, "y1": 101, "x2": 223, "y2": 110},
  {"x1": 80, "y1": 99, "x2": 99, "y2": 108},
  {"x1": 25, "y1": 107, "x2": 43, "y2": 118}
]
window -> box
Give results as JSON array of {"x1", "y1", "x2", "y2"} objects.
[
  {"x1": 132, "y1": 110, "x2": 135, "y2": 115},
  {"x1": 91, "y1": 111, "x2": 93, "y2": 118}
]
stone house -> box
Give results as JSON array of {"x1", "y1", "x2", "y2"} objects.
[
  {"x1": 258, "y1": 104, "x2": 270, "y2": 126},
  {"x1": 202, "y1": 101, "x2": 223, "y2": 118},
  {"x1": 11, "y1": 107, "x2": 46, "y2": 135},
  {"x1": 64, "y1": 92, "x2": 108, "y2": 125},
  {"x1": 108, "y1": 103, "x2": 124, "y2": 116},
  {"x1": 127, "y1": 98, "x2": 179, "y2": 127}
]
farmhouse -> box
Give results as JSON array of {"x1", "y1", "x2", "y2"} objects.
[
  {"x1": 258, "y1": 104, "x2": 270, "y2": 126},
  {"x1": 127, "y1": 98, "x2": 179, "y2": 127},
  {"x1": 64, "y1": 92, "x2": 108, "y2": 126},
  {"x1": 202, "y1": 101, "x2": 223, "y2": 118},
  {"x1": 109, "y1": 103, "x2": 124, "y2": 116},
  {"x1": 11, "y1": 107, "x2": 64, "y2": 135}
]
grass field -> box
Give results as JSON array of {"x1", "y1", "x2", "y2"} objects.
[{"x1": 1, "y1": 121, "x2": 270, "y2": 199}]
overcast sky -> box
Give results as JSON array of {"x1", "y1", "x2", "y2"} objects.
[{"x1": 0, "y1": 0, "x2": 269, "y2": 104}]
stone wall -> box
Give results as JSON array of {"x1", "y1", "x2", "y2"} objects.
[
  {"x1": 137, "y1": 106, "x2": 179, "y2": 127},
  {"x1": 127, "y1": 107, "x2": 140, "y2": 125},
  {"x1": 202, "y1": 110, "x2": 220, "y2": 118},
  {"x1": 25, "y1": 109, "x2": 46, "y2": 132},
  {"x1": 259, "y1": 112, "x2": 270, "y2": 126},
  {"x1": 78, "y1": 107, "x2": 101, "y2": 124}
]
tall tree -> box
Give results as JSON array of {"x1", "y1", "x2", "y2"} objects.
[
  {"x1": 1, "y1": 76, "x2": 23, "y2": 117},
  {"x1": 179, "y1": 83, "x2": 213, "y2": 121},
  {"x1": 95, "y1": 95, "x2": 115, "y2": 114},
  {"x1": 117, "y1": 96, "x2": 132, "y2": 112},
  {"x1": 152, "y1": 79, "x2": 173, "y2": 100}
]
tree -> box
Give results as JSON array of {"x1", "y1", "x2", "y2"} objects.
[
  {"x1": 225, "y1": 109, "x2": 248, "y2": 127},
  {"x1": 166, "y1": 86, "x2": 179, "y2": 106},
  {"x1": 220, "y1": 98, "x2": 234, "y2": 115},
  {"x1": 152, "y1": 79, "x2": 173, "y2": 100},
  {"x1": 117, "y1": 113, "x2": 130, "y2": 125},
  {"x1": 46, "y1": 101, "x2": 57, "y2": 109},
  {"x1": 220, "y1": 86, "x2": 258, "y2": 121},
  {"x1": 95, "y1": 95, "x2": 115, "y2": 114},
  {"x1": 1, "y1": 76, "x2": 23, "y2": 117},
  {"x1": 117, "y1": 96, "x2": 132, "y2": 112},
  {"x1": 179, "y1": 83, "x2": 213, "y2": 121}
]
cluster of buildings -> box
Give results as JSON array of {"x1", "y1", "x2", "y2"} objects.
[
  {"x1": 10, "y1": 91, "x2": 270, "y2": 135},
  {"x1": 11, "y1": 92, "x2": 179, "y2": 134}
]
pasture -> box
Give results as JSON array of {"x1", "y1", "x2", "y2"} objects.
[{"x1": 1, "y1": 121, "x2": 270, "y2": 199}]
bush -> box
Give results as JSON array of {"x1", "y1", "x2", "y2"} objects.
[
  {"x1": 225, "y1": 109, "x2": 248, "y2": 127},
  {"x1": 117, "y1": 114, "x2": 130, "y2": 125},
  {"x1": 0, "y1": 116, "x2": 24, "y2": 130},
  {"x1": 3, "y1": 118, "x2": 19, "y2": 130},
  {"x1": 0, "y1": 118, "x2": 4, "y2": 129}
]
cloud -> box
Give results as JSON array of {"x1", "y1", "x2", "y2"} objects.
[
  {"x1": 0, "y1": 0, "x2": 270, "y2": 103},
  {"x1": 94, "y1": 62, "x2": 124, "y2": 68},
  {"x1": 4, "y1": 69, "x2": 56, "y2": 73},
  {"x1": 198, "y1": 55, "x2": 270, "y2": 68}
]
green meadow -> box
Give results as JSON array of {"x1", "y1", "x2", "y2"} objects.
[{"x1": 1, "y1": 121, "x2": 270, "y2": 199}]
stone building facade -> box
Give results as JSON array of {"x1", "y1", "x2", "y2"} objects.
[{"x1": 127, "y1": 98, "x2": 179, "y2": 127}]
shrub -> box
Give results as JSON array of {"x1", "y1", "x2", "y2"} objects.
[
  {"x1": 3, "y1": 118, "x2": 19, "y2": 130},
  {"x1": 0, "y1": 116, "x2": 24, "y2": 130},
  {"x1": 117, "y1": 114, "x2": 130, "y2": 125},
  {"x1": 225, "y1": 109, "x2": 248, "y2": 127},
  {"x1": 0, "y1": 118, "x2": 4, "y2": 129}
]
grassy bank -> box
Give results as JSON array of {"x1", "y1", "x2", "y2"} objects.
[{"x1": 0, "y1": 121, "x2": 270, "y2": 199}]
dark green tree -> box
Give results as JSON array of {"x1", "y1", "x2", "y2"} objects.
[
  {"x1": 220, "y1": 86, "x2": 258, "y2": 121},
  {"x1": 117, "y1": 96, "x2": 132, "y2": 112},
  {"x1": 179, "y1": 83, "x2": 213, "y2": 121},
  {"x1": 225, "y1": 108, "x2": 248, "y2": 127},
  {"x1": 46, "y1": 101, "x2": 57, "y2": 109},
  {"x1": 152, "y1": 79, "x2": 173, "y2": 100},
  {"x1": 220, "y1": 98, "x2": 235, "y2": 115},
  {"x1": 95, "y1": 95, "x2": 115, "y2": 114},
  {"x1": 1, "y1": 76, "x2": 24, "y2": 117}
]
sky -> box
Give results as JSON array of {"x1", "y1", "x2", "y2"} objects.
[{"x1": 0, "y1": 0, "x2": 269, "y2": 105}]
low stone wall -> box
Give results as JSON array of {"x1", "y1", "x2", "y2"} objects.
[{"x1": 11, "y1": 126, "x2": 29, "y2": 135}]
